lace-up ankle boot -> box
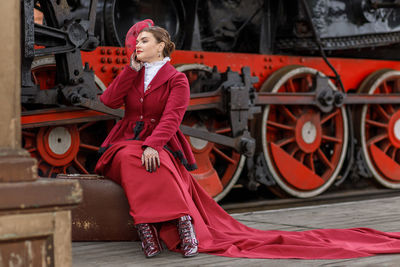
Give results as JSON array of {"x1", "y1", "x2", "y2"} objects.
[
  {"x1": 177, "y1": 215, "x2": 199, "y2": 257},
  {"x1": 136, "y1": 223, "x2": 162, "y2": 258}
]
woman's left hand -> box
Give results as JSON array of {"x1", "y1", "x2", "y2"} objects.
[{"x1": 142, "y1": 146, "x2": 160, "y2": 172}]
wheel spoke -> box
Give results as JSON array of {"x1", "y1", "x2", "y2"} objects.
[
  {"x1": 381, "y1": 81, "x2": 390, "y2": 93},
  {"x1": 386, "y1": 104, "x2": 395, "y2": 115},
  {"x1": 394, "y1": 79, "x2": 400, "y2": 93},
  {"x1": 215, "y1": 127, "x2": 231, "y2": 134},
  {"x1": 287, "y1": 79, "x2": 295, "y2": 92},
  {"x1": 48, "y1": 166, "x2": 54, "y2": 178},
  {"x1": 80, "y1": 143, "x2": 100, "y2": 152},
  {"x1": 367, "y1": 133, "x2": 388, "y2": 146},
  {"x1": 365, "y1": 119, "x2": 389, "y2": 128},
  {"x1": 317, "y1": 148, "x2": 333, "y2": 169},
  {"x1": 78, "y1": 121, "x2": 96, "y2": 132},
  {"x1": 297, "y1": 151, "x2": 305, "y2": 163},
  {"x1": 212, "y1": 147, "x2": 236, "y2": 165},
  {"x1": 390, "y1": 147, "x2": 398, "y2": 160},
  {"x1": 382, "y1": 141, "x2": 391, "y2": 153},
  {"x1": 321, "y1": 109, "x2": 340, "y2": 124},
  {"x1": 288, "y1": 146, "x2": 299, "y2": 156},
  {"x1": 301, "y1": 75, "x2": 313, "y2": 91},
  {"x1": 267, "y1": 120, "x2": 295, "y2": 131},
  {"x1": 380, "y1": 81, "x2": 396, "y2": 114},
  {"x1": 306, "y1": 153, "x2": 315, "y2": 173},
  {"x1": 73, "y1": 158, "x2": 89, "y2": 174},
  {"x1": 322, "y1": 135, "x2": 342, "y2": 144},
  {"x1": 374, "y1": 104, "x2": 391, "y2": 121},
  {"x1": 282, "y1": 106, "x2": 297, "y2": 122},
  {"x1": 276, "y1": 137, "x2": 295, "y2": 147}
]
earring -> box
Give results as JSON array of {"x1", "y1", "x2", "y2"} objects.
[{"x1": 158, "y1": 52, "x2": 161, "y2": 58}]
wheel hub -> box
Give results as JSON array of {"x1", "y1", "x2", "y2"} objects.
[
  {"x1": 37, "y1": 126, "x2": 80, "y2": 167},
  {"x1": 388, "y1": 112, "x2": 400, "y2": 148},
  {"x1": 301, "y1": 121, "x2": 317, "y2": 144},
  {"x1": 48, "y1": 127, "x2": 72, "y2": 155},
  {"x1": 394, "y1": 120, "x2": 400, "y2": 141},
  {"x1": 295, "y1": 112, "x2": 322, "y2": 153}
]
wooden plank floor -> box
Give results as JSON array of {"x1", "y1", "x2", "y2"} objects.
[{"x1": 73, "y1": 196, "x2": 400, "y2": 266}]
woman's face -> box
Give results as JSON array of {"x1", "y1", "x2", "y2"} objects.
[{"x1": 135, "y1": 31, "x2": 165, "y2": 63}]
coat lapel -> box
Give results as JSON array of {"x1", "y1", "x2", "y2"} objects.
[
  {"x1": 144, "y1": 62, "x2": 177, "y2": 96},
  {"x1": 136, "y1": 68, "x2": 145, "y2": 95}
]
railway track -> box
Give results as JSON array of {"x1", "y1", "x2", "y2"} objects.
[{"x1": 221, "y1": 187, "x2": 400, "y2": 214}]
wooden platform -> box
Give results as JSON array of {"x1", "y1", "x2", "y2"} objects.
[{"x1": 73, "y1": 196, "x2": 400, "y2": 266}]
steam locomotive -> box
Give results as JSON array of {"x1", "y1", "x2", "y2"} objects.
[{"x1": 22, "y1": 0, "x2": 400, "y2": 201}]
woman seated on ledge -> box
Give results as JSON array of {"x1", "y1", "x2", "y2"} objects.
[{"x1": 95, "y1": 19, "x2": 400, "y2": 259}]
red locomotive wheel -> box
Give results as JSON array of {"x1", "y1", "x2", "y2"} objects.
[
  {"x1": 23, "y1": 122, "x2": 104, "y2": 177},
  {"x1": 184, "y1": 118, "x2": 245, "y2": 202},
  {"x1": 23, "y1": 56, "x2": 111, "y2": 177},
  {"x1": 176, "y1": 64, "x2": 246, "y2": 201},
  {"x1": 260, "y1": 66, "x2": 349, "y2": 198},
  {"x1": 356, "y1": 69, "x2": 400, "y2": 188}
]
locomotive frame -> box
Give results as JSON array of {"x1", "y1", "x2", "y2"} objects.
[{"x1": 21, "y1": 0, "x2": 400, "y2": 201}]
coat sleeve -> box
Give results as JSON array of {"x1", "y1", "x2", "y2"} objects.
[
  {"x1": 142, "y1": 72, "x2": 190, "y2": 151},
  {"x1": 100, "y1": 65, "x2": 139, "y2": 109}
]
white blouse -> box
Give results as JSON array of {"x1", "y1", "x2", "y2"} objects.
[{"x1": 143, "y1": 57, "x2": 171, "y2": 92}]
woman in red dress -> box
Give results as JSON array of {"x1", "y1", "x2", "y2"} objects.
[{"x1": 95, "y1": 20, "x2": 400, "y2": 260}]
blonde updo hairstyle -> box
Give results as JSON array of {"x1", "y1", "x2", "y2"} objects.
[{"x1": 140, "y1": 26, "x2": 176, "y2": 57}]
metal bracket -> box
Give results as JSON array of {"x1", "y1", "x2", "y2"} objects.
[
  {"x1": 71, "y1": 96, "x2": 124, "y2": 118},
  {"x1": 314, "y1": 74, "x2": 344, "y2": 113},
  {"x1": 253, "y1": 153, "x2": 276, "y2": 187},
  {"x1": 179, "y1": 125, "x2": 255, "y2": 157}
]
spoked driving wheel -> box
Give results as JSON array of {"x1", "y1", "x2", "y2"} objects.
[
  {"x1": 355, "y1": 69, "x2": 400, "y2": 188},
  {"x1": 177, "y1": 64, "x2": 246, "y2": 201},
  {"x1": 260, "y1": 66, "x2": 349, "y2": 198},
  {"x1": 22, "y1": 56, "x2": 112, "y2": 177},
  {"x1": 23, "y1": 122, "x2": 110, "y2": 177}
]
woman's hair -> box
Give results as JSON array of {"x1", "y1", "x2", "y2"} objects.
[{"x1": 140, "y1": 26, "x2": 176, "y2": 57}]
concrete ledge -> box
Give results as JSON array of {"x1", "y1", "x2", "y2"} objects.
[{"x1": 0, "y1": 178, "x2": 82, "y2": 212}]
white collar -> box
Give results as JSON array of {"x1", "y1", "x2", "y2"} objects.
[{"x1": 143, "y1": 57, "x2": 171, "y2": 68}]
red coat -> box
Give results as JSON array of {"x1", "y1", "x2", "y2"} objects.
[{"x1": 98, "y1": 62, "x2": 197, "y2": 170}]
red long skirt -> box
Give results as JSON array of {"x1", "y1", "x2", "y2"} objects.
[{"x1": 95, "y1": 140, "x2": 400, "y2": 259}]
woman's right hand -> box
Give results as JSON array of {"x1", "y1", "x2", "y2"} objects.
[
  {"x1": 130, "y1": 53, "x2": 142, "y2": 71},
  {"x1": 141, "y1": 146, "x2": 160, "y2": 172}
]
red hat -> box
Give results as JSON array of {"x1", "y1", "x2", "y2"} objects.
[{"x1": 125, "y1": 19, "x2": 154, "y2": 59}]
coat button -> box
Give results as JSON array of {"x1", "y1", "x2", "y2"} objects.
[
  {"x1": 140, "y1": 115, "x2": 143, "y2": 120},
  {"x1": 150, "y1": 119, "x2": 155, "y2": 123},
  {"x1": 140, "y1": 98, "x2": 143, "y2": 103}
]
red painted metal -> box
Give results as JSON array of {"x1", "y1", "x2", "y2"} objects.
[
  {"x1": 170, "y1": 50, "x2": 400, "y2": 92},
  {"x1": 190, "y1": 141, "x2": 224, "y2": 197},
  {"x1": 183, "y1": 117, "x2": 242, "y2": 198},
  {"x1": 36, "y1": 126, "x2": 80, "y2": 167},
  {"x1": 361, "y1": 73, "x2": 400, "y2": 185},
  {"x1": 23, "y1": 121, "x2": 103, "y2": 177},
  {"x1": 270, "y1": 143, "x2": 325, "y2": 190},
  {"x1": 388, "y1": 111, "x2": 400, "y2": 148},
  {"x1": 370, "y1": 144, "x2": 400, "y2": 182},
  {"x1": 82, "y1": 47, "x2": 400, "y2": 93},
  {"x1": 264, "y1": 68, "x2": 346, "y2": 193},
  {"x1": 32, "y1": 63, "x2": 56, "y2": 90},
  {"x1": 22, "y1": 109, "x2": 110, "y2": 127}
]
